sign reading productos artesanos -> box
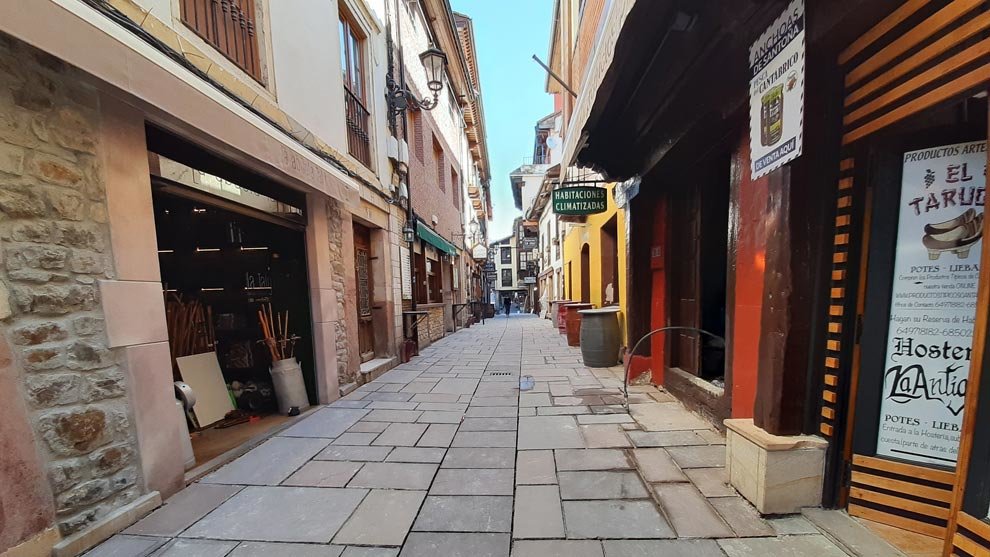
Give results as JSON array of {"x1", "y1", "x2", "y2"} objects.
[{"x1": 552, "y1": 186, "x2": 608, "y2": 216}]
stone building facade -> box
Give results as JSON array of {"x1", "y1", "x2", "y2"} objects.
[{"x1": 0, "y1": 37, "x2": 142, "y2": 539}]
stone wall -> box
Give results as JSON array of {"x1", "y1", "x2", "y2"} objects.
[
  {"x1": 0, "y1": 37, "x2": 141, "y2": 536},
  {"x1": 326, "y1": 198, "x2": 353, "y2": 385}
]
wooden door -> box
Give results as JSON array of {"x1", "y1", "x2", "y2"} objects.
[
  {"x1": 670, "y1": 190, "x2": 700, "y2": 374},
  {"x1": 580, "y1": 245, "x2": 591, "y2": 303},
  {"x1": 353, "y1": 224, "x2": 375, "y2": 362}
]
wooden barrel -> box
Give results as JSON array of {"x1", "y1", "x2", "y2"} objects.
[
  {"x1": 579, "y1": 307, "x2": 622, "y2": 367},
  {"x1": 565, "y1": 303, "x2": 594, "y2": 346}
]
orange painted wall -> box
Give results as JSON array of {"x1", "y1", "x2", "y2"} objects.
[{"x1": 730, "y1": 139, "x2": 769, "y2": 419}]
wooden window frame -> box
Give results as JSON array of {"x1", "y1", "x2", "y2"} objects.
[
  {"x1": 180, "y1": 0, "x2": 263, "y2": 83},
  {"x1": 339, "y1": 10, "x2": 367, "y2": 103},
  {"x1": 434, "y1": 139, "x2": 445, "y2": 192}
]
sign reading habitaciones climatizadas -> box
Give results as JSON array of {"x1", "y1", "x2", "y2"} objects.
[
  {"x1": 552, "y1": 186, "x2": 608, "y2": 216},
  {"x1": 875, "y1": 140, "x2": 986, "y2": 467},
  {"x1": 749, "y1": 0, "x2": 805, "y2": 179}
]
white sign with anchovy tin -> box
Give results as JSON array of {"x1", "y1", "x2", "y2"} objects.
[
  {"x1": 748, "y1": 0, "x2": 804, "y2": 179},
  {"x1": 876, "y1": 140, "x2": 986, "y2": 467}
]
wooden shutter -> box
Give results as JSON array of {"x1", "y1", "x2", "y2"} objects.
[{"x1": 181, "y1": 0, "x2": 262, "y2": 82}]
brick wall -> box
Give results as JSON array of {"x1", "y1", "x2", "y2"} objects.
[
  {"x1": 408, "y1": 110, "x2": 463, "y2": 243},
  {"x1": 0, "y1": 36, "x2": 141, "y2": 536}
]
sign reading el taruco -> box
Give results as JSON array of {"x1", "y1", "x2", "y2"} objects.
[
  {"x1": 552, "y1": 186, "x2": 607, "y2": 216},
  {"x1": 748, "y1": 0, "x2": 804, "y2": 179},
  {"x1": 876, "y1": 140, "x2": 986, "y2": 467}
]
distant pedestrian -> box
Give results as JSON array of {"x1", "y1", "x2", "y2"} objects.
[{"x1": 502, "y1": 296, "x2": 511, "y2": 316}]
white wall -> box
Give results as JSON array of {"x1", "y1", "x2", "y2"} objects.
[{"x1": 268, "y1": 1, "x2": 349, "y2": 157}]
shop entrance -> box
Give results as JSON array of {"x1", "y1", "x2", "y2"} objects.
[
  {"x1": 601, "y1": 216, "x2": 619, "y2": 305},
  {"x1": 149, "y1": 149, "x2": 315, "y2": 467},
  {"x1": 844, "y1": 97, "x2": 986, "y2": 539},
  {"x1": 667, "y1": 153, "x2": 730, "y2": 382},
  {"x1": 580, "y1": 244, "x2": 591, "y2": 303}
]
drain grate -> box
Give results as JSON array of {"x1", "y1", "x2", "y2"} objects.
[{"x1": 489, "y1": 371, "x2": 513, "y2": 376}]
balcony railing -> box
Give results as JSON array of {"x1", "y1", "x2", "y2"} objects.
[{"x1": 344, "y1": 87, "x2": 372, "y2": 168}]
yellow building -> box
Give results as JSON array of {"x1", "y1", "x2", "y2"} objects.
[{"x1": 561, "y1": 182, "x2": 628, "y2": 343}]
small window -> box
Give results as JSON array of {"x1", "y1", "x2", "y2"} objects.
[
  {"x1": 451, "y1": 168, "x2": 460, "y2": 208},
  {"x1": 502, "y1": 268, "x2": 513, "y2": 287},
  {"x1": 339, "y1": 14, "x2": 365, "y2": 100},
  {"x1": 434, "y1": 139, "x2": 445, "y2": 192},
  {"x1": 501, "y1": 247, "x2": 512, "y2": 264}
]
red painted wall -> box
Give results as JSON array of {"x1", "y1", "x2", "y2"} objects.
[
  {"x1": 730, "y1": 138, "x2": 769, "y2": 419},
  {"x1": 650, "y1": 198, "x2": 667, "y2": 384}
]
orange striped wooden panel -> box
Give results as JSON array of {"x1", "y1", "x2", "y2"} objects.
[
  {"x1": 839, "y1": 177, "x2": 854, "y2": 190},
  {"x1": 846, "y1": 10, "x2": 990, "y2": 106},
  {"x1": 838, "y1": 196, "x2": 853, "y2": 209},
  {"x1": 849, "y1": 503, "x2": 946, "y2": 538},
  {"x1": 839, "y1": 0, "x2": 930, "y2": 64},
  {"x1": 834, "y1": 252, "x2": 848, "y2": 263},
  {"x1": 845, "y1": 0, "x2": 982, "y2": 87},
  {"x1": 831, "y1": 287, "x2": 845, "y2": 298},
  {"x1": 830, "y1": 305, "x2": 844, "y2": 316},
  {"x1": 821, "y1": 423, "x2": 834, "y2": 436},
  {"x1": 836, "y1": 214, "x2": 851, "y2": 227},
  {"x1": 844, "y1": 63, "x2": 990, "y2": 144},
  {"x1": 826, "y1": 356, "x2": 839, "y2": 368},
  {"x1": 828, "y1": 321, "x2": 842, "y2": 334},
  {"x1": 840, "y1": 158, "x2": 855, "y2": 171},
  {"x1": 832, "y1": 269, "x2": 847, "y2": 281},
  {"x1": 825, "y1": 374, "x2": 839, "y2": 386},
  {"x1": 845, "y1": 37, "x2": 990, "y2": 124},
  {"x1": 848, "y1": 455, "x2": 954, "y2": 538},
  {"x1": 823, "y1": 390, "x2": 837, "y2": 403},
  {"x1": 827, "y1": 340, "x2": 841, "y2": 351},
  {"x1": 822, "y1": 406, "x2": 836, "y2": 420}
]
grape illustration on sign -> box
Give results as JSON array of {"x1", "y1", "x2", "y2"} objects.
[{"x1": 552, "y1": 186, "x2": 608, "y2": 216}]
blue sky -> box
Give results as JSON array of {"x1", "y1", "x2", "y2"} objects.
[{"x1": 451, "y1": 0, "x2": 554, "y2": 241}]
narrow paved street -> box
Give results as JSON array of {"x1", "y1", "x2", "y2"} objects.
[{"x1": 91, "y1": 316, "x2": 856, "y2": 556}]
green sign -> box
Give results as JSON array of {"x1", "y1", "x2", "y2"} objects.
[{"x1": 552, "y1": 186, "x2": 608, "y2": 216}]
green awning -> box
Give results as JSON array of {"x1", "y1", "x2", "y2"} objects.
[{"x1": 417, "y1": 221, "x2": 458, "y2": 256}]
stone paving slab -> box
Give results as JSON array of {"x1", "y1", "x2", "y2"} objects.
[
  {"x1": 334, "y1": 490, "x2": 426, "y2": 546},
  {"x1": 513, "y1": 485, "x2": 565, "y2": 539},
  {"x1": 562, "y1": 500, "x2": 674, "y2": 539},
  {"x1": 181, "y1": 486, "x2": 367, "y2": 543},
  {"x1": 555, "y1": 449, "x2": 631, "y2": 471},
  {"x1": 558, "y1": 471, "x2": 650, "y2": 500},
  {"x1": 413, "y1": 495, "x2": 513, "y2": 532},
  {"x1": 512, "y1": 540, "x2": 604, "y2": 557},
  {"x1": 228, "y1": 542, "x2": 344, "y2": 557},
  {"x1": 348, "y1": 462, "x2": 438, "y2": 490},
  {"x1": 517, "y1": 416, "x2": 585, "y2": 449},
  {"x1": 317, "y1": 445, "x2": 393, "y2": 462},
  {"x1": 282, "y1": 461, "x2": 364, "y2": 487},
  {"x1": 124, "y1": 483, "x2": 242, "y2": 537},
  {"x1": 151, "y1": 538, "x2": 237, "y2": 557},
  {"x1": 92, "y1": 315, "x2": 896, "y2": 556},
  {"x1": 399, "y1": 532, "x2": 509, "y2": 557},
  {"x1": 278, "y1": 408, "x2": 369, "y2": 438},
  {"x1": 442, "y1": 447, "x2": 516, "y2": 468},
  {"x1": 718, "y1": 535, "x2": 849, "y2": 556},
  {"x1": 652, "y1": 483, "x2": 734, "y2": 538},
  {"x1": 199, "y1": 437, "x2": 329, "y2": 486},
  {"x1": 430, "y1": 468, "x2": 514, "y2": 495},
  {"x1": 602, "y1": 539, "x2": 725, "y2": 557},
  {"x1": 417, "y1": 424, "x2": 459, "y2": 447}
]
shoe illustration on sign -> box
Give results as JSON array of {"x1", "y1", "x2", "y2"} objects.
[{"x1": 922, "y1": 208, "x2": 983, "y2": 260}]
